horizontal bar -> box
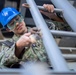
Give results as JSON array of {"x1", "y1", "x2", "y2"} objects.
[
  {"x1": 59, "y1": 47, "x2": 76, "y2": 51},
  {"x1": 0, "y1": 69, "x2": 21, "y2": 75},
  {"x1": 0, "y1": 40, "x2": 76, "y2": 51},
  {"x1": 50, "y1": 30, "x2": 76, "y2": 37},
  {"x1": 37, "y1": 5, "x2": 63, "y2": 13},
  {"x1": 23, "y1": 3, "x2": 63, "y2": 13},
  {"x1": 0, "y1": 69, "x2": 76, "y2": 75},
  {"x1": 63, "y1": 54, "x2": 76, "y2": 60},
  {"x1": 2, "y1": 30, "x2": 76, "y2": 38}
]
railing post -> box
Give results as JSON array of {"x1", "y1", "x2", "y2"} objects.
[
  {"x1": 26, "y1": 0, "x2": 69, "y2": 71},
  {"x1": 51, "y1": 0, "x2": 76, "y2": 32}
]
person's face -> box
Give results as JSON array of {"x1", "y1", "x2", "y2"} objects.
[{"x1": 7, "y1": 15, "x2": 27, "y2": 35}]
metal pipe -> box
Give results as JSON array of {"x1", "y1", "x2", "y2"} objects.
[
  {"x1": 63, "y1": 54, "x2": 76, "y2": 60},
  {"x1": 22, "y1": 3, "x2": 63, "y2": 13},
  {"x1": 37, "y1": 5, "x2": 63, "y2": 13},
  {"x1": 0, "y1": 69, "x2": 21, "y2": 75},
  {"x1": 3, "y1": 29, "x2": 76, "y2": 38},
  {"x1": 59, "y1": 47, "x2": 76, "y2": 51},
  {"x1": 0, "y1": 68, "x2": 76, "y2": 75},
  {"x1": 50, "y1": 30, "x2": 76, "y2": 37},
  {"x1": 26, "y1": 0, "x2": 69, "y2": 71},
  {"x1": 51, "y1": 0, "x2": 76, "y2": 32}
]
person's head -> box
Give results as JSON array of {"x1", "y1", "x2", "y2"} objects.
[{"x1": 0, "y1": 7, "x2": 27, "y2": 35}]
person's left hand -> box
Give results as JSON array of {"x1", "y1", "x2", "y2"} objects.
[
  {"x1": 22, "y1": 3, "x2": 30, "y2": 8},
  {"x1": 30, "y1": 27, "x2": 40, "y2": 34},
  {"x1": 43, "y1": 4, "x2": 54, "y2": 13}
]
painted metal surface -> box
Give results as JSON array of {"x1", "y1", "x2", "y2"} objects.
[{"x1": 26, "y1": 0, "x2": 69, "y2": 71}]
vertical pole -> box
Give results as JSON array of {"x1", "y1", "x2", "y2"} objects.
[
  {"x1": 51, "y1": 0, "x2": 76, "y2": 32},
  {"x1": 26, "y1": 0, "x2": 69, "y2": 71}
]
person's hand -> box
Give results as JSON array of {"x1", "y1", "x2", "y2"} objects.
[
  {"x1": 16, "y1": 32, "x2": 37, "y2": 49},
  {"x1": 16, "y1": 32, "x2": 31, "y2": 49},
  {"x1": 30, "y1": 27, "x2": 42, "y2": 37},
  {"x1": 43, "y1": 4, "x2": 54, "y2": 12},
  {"x1": 15, "y1": 32, "x2": 31, "y2": 57},
  {"x1": 15, "y1": 32, "x2": 38, "y2": 57},
  {"x1": 22, "y1": 3, "x2": 54, "y2": 13},
  {"x1": 22, "y1": 3, "x2": 30, "y2": 8},
  {"x1": 30, "y1": 27, "x2": 40, "y2": 34}
]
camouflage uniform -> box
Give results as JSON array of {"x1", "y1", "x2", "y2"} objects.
[
  {"x1": 0, "y1": 31, "x2": 49, "y2": 68},
  {"x1": 46, "y1": 20, "x2": 72, "y2": 31}
]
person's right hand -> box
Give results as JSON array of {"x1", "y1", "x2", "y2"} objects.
[
  {"x1": 15, "y1": 32, "x2": 31, "y2": 57},
  {"x1": 16, "y1": 32, "x2": 37, "y2": 49},
  {"x1": 16, "y1": 32, "x2": 31, "y2": 49}
]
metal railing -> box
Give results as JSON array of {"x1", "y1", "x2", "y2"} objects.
[
  {"x1": 1, "y1": 0, "x2": 76, "y2": 74},
  {"x1": 51, "y1": 0, "x2": 76, "y2": 32},
  {"x1": 26, "y1": 0, "x2": 69, "y2": 72}
]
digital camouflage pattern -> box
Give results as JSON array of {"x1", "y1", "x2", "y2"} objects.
[
  {"x1": 0, "y1": 32, "x2": 49, "y2": 68},
  {"x1": 46, "y1": 21, "x2": 72, "y2": 31},
  {"x1": 0, "y1": 20, "x2": 71, "y2": 68}
]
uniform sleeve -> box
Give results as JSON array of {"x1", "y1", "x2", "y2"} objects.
[{"x1": 0, "y1": 43, "x2": 19, "y2": 67}]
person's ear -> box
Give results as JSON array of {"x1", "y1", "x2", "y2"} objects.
[{"x1": 6, "y1": 28, "x2": 12, "y2": 32}]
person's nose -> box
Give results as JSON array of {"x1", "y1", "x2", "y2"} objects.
[{"x1": 15, "y1": 21, "x2": 19, "y2": 26}]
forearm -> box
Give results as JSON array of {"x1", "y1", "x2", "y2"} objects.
[
  {"x1": 14, "y1": 32, "x2": 32, "y2": 58},
  {"x1": 15, "y1": 42, "x2": 25, "y2": 58}
]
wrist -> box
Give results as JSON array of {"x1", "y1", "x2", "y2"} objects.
[{"x1": 15, "y1": 42, "x2": 24, "y2": 58}]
